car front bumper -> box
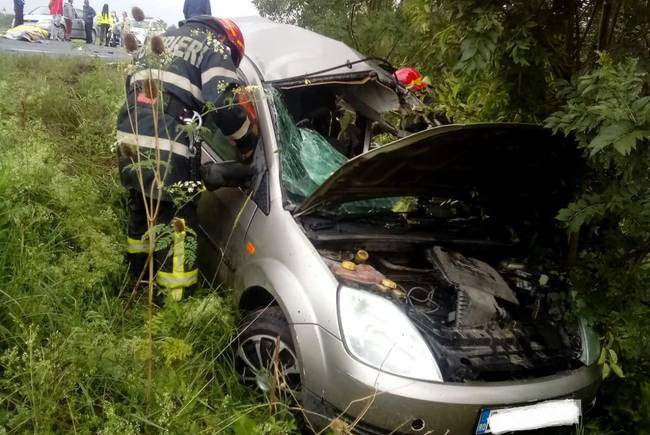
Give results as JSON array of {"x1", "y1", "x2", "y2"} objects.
[{"x1": 294, "y1": 324, "x2": 601, "y2": 434}]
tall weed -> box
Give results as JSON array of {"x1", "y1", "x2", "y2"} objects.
[{"x1": 0, "y1": 55, "x2": 294, "y2": 433}]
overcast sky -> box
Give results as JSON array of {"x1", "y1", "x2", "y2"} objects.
[{"x1": 0, "y1": 0, "x2": 259, "y2": 27}]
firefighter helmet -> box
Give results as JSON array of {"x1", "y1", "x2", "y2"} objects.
[{"x1": 184, "y1": 16, "x2": 246, "y2": 67}]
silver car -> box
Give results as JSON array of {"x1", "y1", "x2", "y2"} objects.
[{"x1": 198, "y1": 17, "x2": 602, "y2": 434}]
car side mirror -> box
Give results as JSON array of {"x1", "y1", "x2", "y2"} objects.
[{"x1": 200, "y1": 161, "x2": 255, "y2": 192}]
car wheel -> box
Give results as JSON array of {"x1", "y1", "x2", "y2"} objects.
[{"x1": 236, "y1": 306, "x2": 301, "y2": 394}]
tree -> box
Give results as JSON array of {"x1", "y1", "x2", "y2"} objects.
[{"x1": 254, "y1": 0, "x2": 649, "y2": 121}]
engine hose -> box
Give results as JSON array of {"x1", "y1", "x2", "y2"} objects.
[{"x1": 377, "y1": 257, "x2": 433, "y2": 273}]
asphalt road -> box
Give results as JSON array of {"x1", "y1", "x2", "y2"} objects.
[{"x1": 0, "y1": 38, "x2": 131, "y2": 61}]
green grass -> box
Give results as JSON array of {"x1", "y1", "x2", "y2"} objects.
[{"x1": 0, "y1": 55, "x2": 296, "y2": 434}]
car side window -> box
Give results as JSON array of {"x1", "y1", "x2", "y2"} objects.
[
  {"x1": 201, "y1": 68, "x2": 270, "y2": 214},
  {"x1": 203, "y1": 128, "x2": 238, "y2": 162},
  {"x1": 203, "y1": 71, "x2": 262, "y2": 163}
]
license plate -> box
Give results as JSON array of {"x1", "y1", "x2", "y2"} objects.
[{"x1": 475, "y1": 399, "x2": 581, "y2": 434}]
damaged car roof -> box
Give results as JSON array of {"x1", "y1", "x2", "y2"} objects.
[
  {"x1": 296, "y1": 123, "x2": 582, "y2": 215},
  {"x1": 233, "y1": 16, "x2": 395, "y2": 85}
]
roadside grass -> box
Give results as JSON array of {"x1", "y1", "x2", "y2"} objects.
[{"x1": 0, "y1": 55, "x2": 296, "y2": 433}]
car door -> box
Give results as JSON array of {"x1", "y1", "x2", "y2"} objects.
[
  {"x1": 197, "y1": 142, "x2": 260, "y2": 290},
  {"x1": 72, "y1": 9, "x2": 84, "y2": 39}
]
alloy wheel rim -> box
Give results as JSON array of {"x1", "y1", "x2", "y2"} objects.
[{"x1": 237, "y1": 334, "x2": 301, "y2": 393}]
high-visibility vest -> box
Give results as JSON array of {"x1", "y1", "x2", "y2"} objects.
[{"x1": 97, "y1": 14, "x2": 113, "y2": 25}]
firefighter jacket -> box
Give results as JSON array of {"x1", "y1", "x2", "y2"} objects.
[{"x1": 115, "y1": 22, "x2": 255, "y2": 199}]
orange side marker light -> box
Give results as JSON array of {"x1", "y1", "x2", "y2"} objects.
[{"x1": 246, "y1": 242, "x2": 256, "y2": 256}]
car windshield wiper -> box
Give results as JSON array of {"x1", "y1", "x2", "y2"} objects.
[
  {"x1": 333, "y1": 210, "x2": 406, "y2": 221},
  {"x1": 306, "y1": 211, "x2": 408, "y2": 229}
]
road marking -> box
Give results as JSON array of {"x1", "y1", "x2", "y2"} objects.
[{"x1": 10, "y1": 48, "x2": 52, "y2": 53}]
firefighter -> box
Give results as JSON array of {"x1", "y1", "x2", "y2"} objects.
[
  {"x1": 115, "y1": 16, "x2": 257, "y2": 302},
  {"x1": 183, "y1": 0, "x2": 211, "y2": 19}
]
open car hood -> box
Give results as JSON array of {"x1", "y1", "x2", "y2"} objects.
[{"x1": 295, "y1": 124, "x2": 581, "y2": 215}]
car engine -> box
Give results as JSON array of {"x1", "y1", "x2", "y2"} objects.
[{"x1": 320, "y1": 245, "x2": 583, "y2": 382}]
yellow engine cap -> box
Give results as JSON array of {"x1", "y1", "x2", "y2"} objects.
[
  {"x1": 355, "y1": 250, "x2": 369, "y2": 263},
  {"x1": 381, "y1": 279, "x2": 397, "y2": 289},
  {"x1": 341, "y1": 261, "x2": 357, "y2": 271}
]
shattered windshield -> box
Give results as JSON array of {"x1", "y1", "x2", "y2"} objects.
[
  {"x1": 273, "y1": 84, "x2": 429, "y2": 209},
  {"x1": 274, "y1": 90, "x2": 348, "y2": 204}
]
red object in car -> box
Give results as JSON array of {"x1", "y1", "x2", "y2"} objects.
[
  {"x1": 395, "y1": 67, "x2": 427, "y2": 91},
  {"x1": 238, "y1": 88, "x2": 258, "y2": 124}
]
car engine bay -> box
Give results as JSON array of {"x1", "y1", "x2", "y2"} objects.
[
  {"x1": 276, "y1": 78, "x2": 586, "y2": 383},
  {"x1": 305, "y1": 216, "x2": 584, "y2": 383}
]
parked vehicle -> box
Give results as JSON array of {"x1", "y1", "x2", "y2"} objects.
[
  {"x1": 22, "y1": 5, "x2": 96, "y2": 42},
  {"x1": 129, "y1": 17, "x2": 165, "y2": 46},
  {"x1": 198, "y1": 16, "x2": 602, "y2": 434}
]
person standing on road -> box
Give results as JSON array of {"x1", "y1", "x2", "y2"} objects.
[
  {"x1": 82, "y1": 0, "x2": 95, "y2": 44},
  {"x1": 97, "y1": 4, "x2": 112, "y2": 46},
  {"x1": 183, "y1": 0, "x2": 211, "y2": 19},
  {"x1": 115, "y1": 16, "x2": 257, "y2": 302},
  {"x1": 120, "y1": 10, "x2": 130, "y2": 46},
  {"x1": 49, "y1": 0, "x2": 63, "y2": 40},
  {"x1": 62, "y1": 0, "x2": 74, "y2": 41},
  {"x1": 109, "y1": 10, "x2": 119, "y2": 45},
  {"x1": 12, "y1": 0, "x2": 24, "y2": 27}
]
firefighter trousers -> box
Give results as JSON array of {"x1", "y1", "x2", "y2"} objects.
[{"x1": 126, "y1": 189, "x2": 198, "y2": 302}]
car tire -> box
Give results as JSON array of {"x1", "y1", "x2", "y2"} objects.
[{"x1": 235, "y1": 305, "x2": 302, "y2": 395}]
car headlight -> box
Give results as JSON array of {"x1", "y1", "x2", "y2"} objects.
[
  {"x1": 338, "y1": 286, "x2": 443, "y2": 381},
  {"x1": 578, "y1": 319, "x2": 600, "y2": 366}
]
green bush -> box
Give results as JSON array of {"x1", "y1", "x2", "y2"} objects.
[
  {"x1": 0, "y1": 56, "x2": 295, "y2": 434},
  {"x1": 546, "y1": 55, "x2": 650, "y2": 432}
]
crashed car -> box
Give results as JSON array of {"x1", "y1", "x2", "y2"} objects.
[{"x1": 198, "y1": 16, "x2": 602, "y2": 434}]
